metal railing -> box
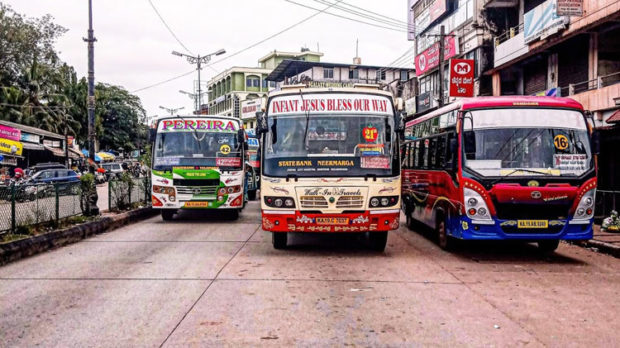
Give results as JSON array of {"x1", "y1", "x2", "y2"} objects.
[
  {"x1": 108, "y1": 176, "x2": 151, "y2": 211},
  {"x1": 0, "y1": 181, "x2": 83, "y2": 235},
  {"x1": 494, "y1": 23, "x2": 525, "y2": 47},
  {"x1": 559, "y1": 72, "x2": 620, "y2": 96}
]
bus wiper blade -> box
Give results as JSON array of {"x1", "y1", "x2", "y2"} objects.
[
  {"x1": 490, "y1": 168, "x2": 552, "y2": 185},
  {"x1": 286, "y1": 174, "x2": 298, "y2": 182},
  {"x1": 175, "y1": 115, "x2": 202, "y2": 150},
  {"x1": 364, "y1": 173, "x2": 377, "y2": 181}
]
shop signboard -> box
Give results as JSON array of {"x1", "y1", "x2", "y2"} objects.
[
  {"x1": 415, "y1": 35, "x2": 458, "y2": 76},
  {"x1": 429, "y1": 0, "x2": 447, "y2": 23},
  {"x1": 241, "y1": 99, "x2": 261, "y2": 120},
  {"x1": 20, "y1": 132, "x2": 40, "y2": 143},
  {"x1": 0, "y1": 124, "x2": 21, "y2": 141},
  {"x1": 405, "y1": 97, "x2": 417, "y2": 116},
  {"x1": 416, "y1": 91, "x2": 433, "y2": 114},
  {"x1": 557, "y1": 0, "x2": 583, "y2": 16},
  {"x1": 0, "y1": 137, "x2": 23, "y2": 156},
  {"x1": 524, "y1": 0, "x2": 569, "y2": 43},
  {"x1": 448, "y1": 59, "x2": 475, "y2": 97}
]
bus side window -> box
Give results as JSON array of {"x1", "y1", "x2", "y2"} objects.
[{"x1": 437, "y1": 135, "x2": 447, "y2": 169}]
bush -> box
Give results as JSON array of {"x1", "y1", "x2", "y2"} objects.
[{"x1": 602, "y1": 210, "x2": 620, "y2": 232}]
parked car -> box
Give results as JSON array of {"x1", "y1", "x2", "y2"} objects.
[
  {"x1": 101, "y1": 162, "x2": 124, "y2": 180},
  {"x1": 27, "y1": 168, "x2": 80, "y2": 196},
  {"x1": 25, "y1": 162, "x2": 66, "y2": 177}
]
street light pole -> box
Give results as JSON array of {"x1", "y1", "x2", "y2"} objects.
[
  {"x1": 172, "y1": 49, "x2": 225, "y2": 111},
  {"x1": 159, "y1": 105, "x2": 185, "y2": 115},
  {"x1": 179, "y1": 90, "x2": 206, "y2": 113},
  {"x1": 83, "y1": 0, "x2": 97, "y2": 168}
]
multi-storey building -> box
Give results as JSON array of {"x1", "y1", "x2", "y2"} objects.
[
  {"x1": 409, "y1": 0, "x2": 497, "y2": 116},
  {"x1": 207, "y1": 50, "x2": 323, "y2": 129}
]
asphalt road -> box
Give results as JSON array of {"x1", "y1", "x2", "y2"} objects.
[{"x1": 1, "y1": 201, "x2": 619, "y2": 347}]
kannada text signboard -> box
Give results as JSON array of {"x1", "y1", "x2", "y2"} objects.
[
  {"x1": 557, "y1": 0, "x2": 583, "y2": 16},
  {"x1": 415, "y1": 35, "x2": 458, "y2": 76},
  {"x1": 449, "y1": 59, "x2": 475, "y2": 97}
]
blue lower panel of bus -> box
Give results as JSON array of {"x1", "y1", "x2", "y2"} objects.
[{"x1": 448, "y1": 216, "x2": 593, "y2": 241}]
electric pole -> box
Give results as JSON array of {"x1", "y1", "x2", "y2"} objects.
[
  {"x1": 84, "y1": 0, "x2": 96, "y2": 168},
  {"x1": 172, "y1": 49, "x2": 226, "y2": 109},
  {"x1": 438, "y1": 25, "x2": 445, "y2": 107}
]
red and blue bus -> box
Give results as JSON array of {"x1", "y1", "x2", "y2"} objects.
[{"x1": 401, "y1": 96, "x2": 597, "y2": 252}]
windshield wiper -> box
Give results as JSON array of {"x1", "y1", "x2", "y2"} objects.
[
  {"x1": 299, "y1": 90, "x2": 310, "y2": 150},
  {"x1": 490, "y1": 168, "x2": 553, "y2": 185},
  {"x1": 286, "y1": 173, "x2": 298, "y2": 182},
  {"x1": 175, "y1": 115, "x2": 202, "y2": 150}
]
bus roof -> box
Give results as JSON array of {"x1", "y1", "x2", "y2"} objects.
[{"x1": 406, "y1": 96, "x2": 584, "y2": 127}]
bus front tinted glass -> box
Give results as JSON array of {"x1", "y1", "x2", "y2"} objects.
[
  {"x1": 463, "y1": 109, "x2": 592, "y2": 177},
  {"x1": 153, "y1": 132, "x2": 241, "y2": 170},
  {"x1": 263, "y1": 114, "x2": 394, "y2": 177}
]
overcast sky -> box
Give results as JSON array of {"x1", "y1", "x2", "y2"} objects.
[{"x1": 5, "y1": 0, "x2": 412, "y2": 119}]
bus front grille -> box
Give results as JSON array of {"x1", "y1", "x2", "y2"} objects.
[
  {"x1": 494, "y1": 202, "x2": 570, "y2": 220},
  {"x1": 176, "y1": 186, "x2": 219, "y2": 195},
  {"x1": 300, "y1": 196, "x2": 328, "y2": 208},
  {"x1": 336, "y1": 196, "x2": 364, "y2": 209}
]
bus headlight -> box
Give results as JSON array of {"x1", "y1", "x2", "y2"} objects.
[
  {"x1": 369, "y1": 196, "x2": 398, "y2": 208},
  {"x1": 464, "y1": 188, "x2": 492, "y2": 222},
  {"x1": 153, "y1": 185, "x2": 175, "y2": 196},
  {"x1": 264, "y1": 196, "x2": 296, "y2": 209},
  {"x1": 574, "y1": 189, "x2": 595, "y2": 219}
]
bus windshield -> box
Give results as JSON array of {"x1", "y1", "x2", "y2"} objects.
[
  {"x1": 263, "y1": 114, "x2": 395, "y2": 177},
  {"x1": 153, "y1": 131, "x2": 241, "y2": 170},
  {"x1": 463, "y1": 108, "x2": 592, "y2": 177}
]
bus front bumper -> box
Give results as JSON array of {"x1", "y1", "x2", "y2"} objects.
[
  {"x1": 262, "y1": 209, "x2": 400, "y2": 233},
  {"x1": 449, "y1": 216, "x2": 593, "y2": 241}
]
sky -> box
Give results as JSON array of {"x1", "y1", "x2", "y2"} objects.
[{"x1": 5, "y1": 0, "x2": 413, "y2": 119}]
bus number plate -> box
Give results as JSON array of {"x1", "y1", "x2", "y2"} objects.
[
  {"x1": 517, "y1": 220, "x2": 548, "y2": 228},
  {"x1": 184, "y1": 201, "x2": 210, "y2": 208},
  {"x1": 316, "y1": 217, "x2": 349, "y2": 225}
]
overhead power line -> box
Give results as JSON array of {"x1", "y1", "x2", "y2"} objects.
[
  {"x1": 147, "y1": 0, "x2": 194, "y2": 55},
  {"x1": 311, "y1": 0, "x2": 410, "y2": 31},
  {"x1": 132, "y1": 0, "x2": 344, "y2": 93}
]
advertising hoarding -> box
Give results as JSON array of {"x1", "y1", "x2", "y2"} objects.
[
  {"x1": 448, "y1": 59, "x2": 474, "y2": 97},
  {"x1": 415, "y1": 35, "x2": 458, "y2": 76}
]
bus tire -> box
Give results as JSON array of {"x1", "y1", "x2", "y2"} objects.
[
  {"x1": 229, "y1": 209, "x2": 240, "y2": 220},
  {"x1": 161, "y1": 210, "x2": 175, "y2": 221},
  {"x1": 272, "y1": 232, "x2": 287, "y2": 249},
  {"x1": 537, "y1": 240, "x2": 560, "y2": 253},
  {"x1": 437, "y1": 213, "x2": 455, "y2": 251},
  {"x1": 247, "y1": 190, "x2": 257, "y2": 201},
  {"x1": 368, "y1": 232, "x2": 388, "y2": 252}
]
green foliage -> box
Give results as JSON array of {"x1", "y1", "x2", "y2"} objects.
[{"x1": 0, "y1": 3, "x2": 147, "y2": 152}]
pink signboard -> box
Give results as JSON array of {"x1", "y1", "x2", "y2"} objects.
[
  {"x1": 415, "y1": 35, "x2": 458, "y2": 76},
  {"x1": 0, "y1": 124, "x2": 21, "y2": 141}
]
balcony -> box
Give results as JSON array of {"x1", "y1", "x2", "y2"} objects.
[{"x1": 494, "y1": 24, "x2": 529, "y2": 67}]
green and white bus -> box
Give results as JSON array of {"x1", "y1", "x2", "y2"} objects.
[{"x1": 151, "y1": 115, "x2": 247, "y2": 220}]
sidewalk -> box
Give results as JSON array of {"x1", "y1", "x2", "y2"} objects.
[{"x1": 580, "y1": 225, "x2": 620, "y2": 257}]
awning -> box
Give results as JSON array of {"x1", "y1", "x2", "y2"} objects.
[
  {"x1": 606, "y1": 109, "x2": 620, "y2": 124},
  {"x1": 68, "y1": 148, "x2": 83, "y2": 159},
  {"x1": 44, "y1": 146, "x2": 65, "y2": 158},
  {"x1": 21, "y1": 142, "x2": 45, "y2": 151}
]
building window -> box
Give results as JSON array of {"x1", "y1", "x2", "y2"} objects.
[
  {"x1": 349, "y1": 68, "x2": 359, "y2": 79},
  {"x1": 400, "y1": 70, "x2": 408, "y2": 81},
  {"x1": 262, "y1": 79, "x2": 268, "y2": 88},
  {"x1": 324, "y1": 68, "x2": 334, "y2": 79},
  {"x1": 379, "y1": 70, "x2": 386, "y2": 80},
  {"x1": 253, "y1": 79, "x2": 260, "y2": 87},
  {"x1": 269, "y1": 81, "x2": 276, "y2": 87},
  {"x1": 246, "y1": 77, "x2": 252, "y2": 87}
]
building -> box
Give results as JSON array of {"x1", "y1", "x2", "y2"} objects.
[
  {"x1": 409, "y1": 0, "x2": 495, "y2": 117},
  {"x1": 265, "y1": 59, "x2": 416, "y2": 114},
  {"x1": 207, "y1": 50, "x2": 323, "y2": 130},
  {"x1": 0, "y1": 120, "x2": 82, "y2": 169},
  {"x1": 485, "y1": 0, "x2": 619, "y2": 124}
]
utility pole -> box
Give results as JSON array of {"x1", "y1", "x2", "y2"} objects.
[
  {"x1": 172, "y1": 49, "x2": 226, "y2": 109},
  {"x1": 438, "y1": 25, "x2": 445, "y2": 107},
  {"x1": 159, "y1": 105, "x2": 185, "y2": 116},
  {"x1": 84, "y1": 0, "x2": 97, "y2": 169}
]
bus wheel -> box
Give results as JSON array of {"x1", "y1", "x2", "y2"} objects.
[
  {"x1": 247, "y1": 190, "x2": 257, "y2": 201},
  {"x1": 272, "y1": 232, "x2": 287, "y2": 249},
  {"x1": 437, "y1": 215, "x2": 454, "y2": 251},
  {"x1": 537, "y1": 240, "x2": 560, "y2": 253},
  {"x1": 161, "y1": 210, "x2": 175, "y2": 221},
  {"x1": 406, "y1": 212, "x2": 416, "y2": 230},
  {"x1": 368, "y1": 232, "x2": 388, "y2": 252},
  {"x1": 229, "y1": 209, "x2": 240, "y2": 220}
]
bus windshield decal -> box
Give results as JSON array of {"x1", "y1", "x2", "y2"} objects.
[
  {"x1": 269, "y1": 94, "x2": 392, "y2": 116},
  {"x1": 159, "y1": 118, "x2": 239, "y2": 132}
]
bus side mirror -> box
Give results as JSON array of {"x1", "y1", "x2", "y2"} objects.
[
  {"x1": 591, "y1": 129, "x2": 600, "y2": 155},
  {"x1": 395, "y1": 112, "x2": 405, "y2": 134},
  {"x1": 464, "y1": 131, "x2": 476, "y2": 156},
  {"x1": 256, "y1": 112, "x2": 267, "y2": 135}
]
